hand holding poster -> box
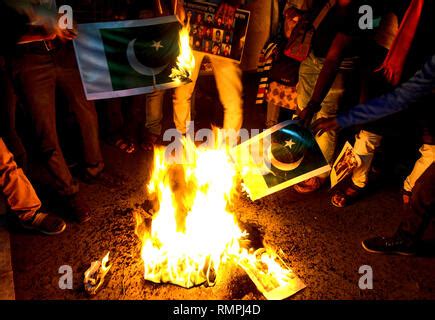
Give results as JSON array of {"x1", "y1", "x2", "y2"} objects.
[
  {"x1": 184, "y1": 1, "x2": 250, "y2": 63},
  {"x1": 231, "y1": 121, "x2": 331, "y2": 201}
]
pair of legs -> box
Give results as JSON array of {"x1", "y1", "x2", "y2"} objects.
[
  {"x1": 106, "y1": 90, "x2": 165, "y2": 153},
  {"x1": 173, "y1": 51, "x2": 243, "y2": 134},
  {"x1": 351, "y1": 95, "x2": 435, "y2": 197},
  {"x1": 0, "y1": 138, "x2": 65, "y2": 234},
  {"x1": 351, "y1": 131, "x2": 435, "y2": 192},
  {"x1": 10, "y1": 42, "x2": 103, "y2": 197},
  {"x1": 295, "y1": 53, "x2": 356, "y2": 193},
  {"x1": 0, "y1": 58, "x2": 26, "y2": 168},
  {"x1": 297, "y1": 53, "x2": 356, "y2": 164},
  {"x1": 363, "y1": 163, "x2": 435, "y2": 255}
]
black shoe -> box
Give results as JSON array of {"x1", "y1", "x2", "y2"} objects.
[
  {"x1": 21, "y1": 212, "x2": 66, "y2": 235},
  {"x1": 362, "y1": 235, "x2": 417, "y2": 256},
  {"x1": 65, "y1": 194, "x2": 91, "y2": 223}
]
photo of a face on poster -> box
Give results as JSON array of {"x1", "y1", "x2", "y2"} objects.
[
  {"x1": 213, "y1": 29, "x2": 223, "y2": 43},
  {"x1": 203, "y1": 40, "x2": 212, "y2": 53},
  {"x1": 223, "y1": 31, "x2": 232, "y2": 44},
  {"x1": 184, "y1": 0, "x2": 250, "y2": 63},
  {"x1": 212, "y1": 42, "x2": 221, "y2": 55},
  {"x1": 222, "y1": 44, "x2": 231, "y2": 57}
]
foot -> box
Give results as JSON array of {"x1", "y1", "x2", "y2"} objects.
[
  {"x1": 331, "y1": 181, "x2": 364, "y2": 208},
  {"x1": 402, "y1": 189, "x2": 412, "y2": 206},
  {"x1": 82, "y1": 162, "x2": 109, "y2": 185},
  {"x1": 140, "y1": 133, "x2": 161, "y2": 152},
  {"x1": 293, "y1": 177, "x2": 325, "y2": 194},
  {"x1": 64, "y1": 194, "x2": 91, "y2": 223},
  {"x1": 20, "y1": 212, "x2": 66, "y2": 235},
  {"x1": 361, "y1": 235, "x2": 417, "y2": 256},
  {"x1": 115, "y1": 138, "x2": 137, "y2": 154}
]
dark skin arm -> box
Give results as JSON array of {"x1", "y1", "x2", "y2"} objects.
[{"x1": 298, "y1": 32, "x2": 353, "y2": 127}]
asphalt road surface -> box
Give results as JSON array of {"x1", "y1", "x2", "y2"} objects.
[{"x1": 8, "y1": 75, "x2": 435, "y2": 300}]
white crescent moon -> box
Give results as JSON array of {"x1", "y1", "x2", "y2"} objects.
[
  {"x1": 126, "y1": 39, "x2": 169, "y2": 76},
  {"x1": 268, "y1": 145, "x2": 305, "y2": 172}
]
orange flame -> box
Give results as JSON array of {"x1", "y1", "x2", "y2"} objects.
[
  {"x1": 170, "y1": 25, "x2": 195, "y2": 83},
  {"x1": 135, "y1": 133, "x2": 305, "y2": 298}
]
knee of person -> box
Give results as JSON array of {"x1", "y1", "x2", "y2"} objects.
[
  {"x1": 357, "y1": 130, "x2": 382, "y2": 145},
  {"x1": 411, "y1": 165, "x2": 435, "y2": 210},
  {"x1": 41, "y1": 148, "x2": 57, "y2": 162}
]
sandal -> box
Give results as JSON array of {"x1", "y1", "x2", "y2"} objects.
[
  {"x1": 401, "y1": 189, "x2": 412, "y2": 206},
  {"x1": 115, "y1": 138, "x2": 137, "y2": 154},
  {"x1": 140, "y1": 134, "x2": 161, "y2": 152},
  {"x1": 331, "y1": 181, "x2": 364, "y2": 208},
  {"x1": 293, "y1": 177, "x2": 323, "y2": 194}
]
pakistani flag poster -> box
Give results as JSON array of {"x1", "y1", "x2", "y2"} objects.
[
  {"x1": 73, "y1": 16, "x2": 184, "y2": 100},
  {"x1": 231, "y1": 121, "x2": 331, "y2": 201}
]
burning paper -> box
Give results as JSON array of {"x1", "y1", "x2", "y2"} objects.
[
  {"x1": 170, "y1": 25, "x2": 196, "y2": 83},
  {"x1": 330, "y1": 142, "x2": 361, "y2": 188},
  {"x1": 237, "y1": 249, "x2": 305, "y2": 300},
  {"x1": 84, "y1": 251, "x2": 112, "y2": 296},
  {"x1": 135, "y1": 133, "x2": 305, "y2": 299}
]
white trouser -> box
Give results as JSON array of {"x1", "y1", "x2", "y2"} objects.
[
  {"x1": 352, "y1": 130, "x2": 383, "y2": 188},
  {"x1": 172, "y1": 51, "x2": 243, "y2": 134},
  {"x1": 352, "y1": 130, "x2": 435, "y2": 192},
  {"x1": 404, "y1": 144, "x2": 435, "y2": 192}
]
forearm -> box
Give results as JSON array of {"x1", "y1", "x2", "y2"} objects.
[
  {"x1": 310, "y1": 57, "x2": 343, "y2": 105},
  {"x1": 308, "y1": 33, "x2": 351, "y2": 107},
  {"x1": 337, "y1": 55, "x2": 435, "y2": 128}
]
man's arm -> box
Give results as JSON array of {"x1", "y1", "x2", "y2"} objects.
[
  {"x1": 298, "y1": 32, "x2": 353, "y2": 126},
  {"x1": 312, "y1": 55, "x2": 435, "y2": 135},
  {"x1": 337, "y1": 54, "x2": 435, "y2": 128}
]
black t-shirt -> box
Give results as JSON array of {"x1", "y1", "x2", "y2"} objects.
[
  {"x1": 311, "y1": 1, "x2": 375, "y2": 59},
  {"x1": 396, "y1": 0, "x2": 435, "y2": 81},
  {"x1": 0, "y1": 1, "x2": 29, "y2": 55}
]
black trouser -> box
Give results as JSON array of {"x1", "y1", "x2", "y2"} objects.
[
  {"x1": 9, "y1": 41, "x2": 103, "y2": 196},
  {"x1": 399, "y1": 163, "x2": 435, "y2": 240},
  {"x1": 0, "y1": 57, "x2": 27, "y2": 168}
]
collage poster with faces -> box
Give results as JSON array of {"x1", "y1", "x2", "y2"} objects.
[{"x1": 184, "y1": 1, "x2": 251, "y2": 63}]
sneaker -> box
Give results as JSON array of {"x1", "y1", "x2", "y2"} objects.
[
  {"x1": 65, "y1": 194, "x2": 91, "y2": 223},
  {"x1": 21, "y1": 212, "x2": 66, "y2": 235},
  {"x1": 361, "y1": 235, "x2": 417, "y2": 256}
]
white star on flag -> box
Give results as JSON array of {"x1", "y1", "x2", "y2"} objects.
[
  {"x1": 151, "y1": 40, "x2": 164, "y2": 51},
  {"x1": 285, "y1": 139, "x2": 296, "y2": 149}
]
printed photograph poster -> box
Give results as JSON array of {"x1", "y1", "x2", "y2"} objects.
[
  {"x1": 184, "y1": 1, "x2": 250, "y2": 63},
  {"x1": 231, "y1": 120, "x2": 331, "y2": 201},
  {"x1": 330, "y1": 142, "x2": 362, "y2": 189}
]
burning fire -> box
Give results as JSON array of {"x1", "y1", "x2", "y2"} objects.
[
  {"x1": 137, "y1": 16, "x2": 304, "y2": 299},
  {"x1": 170, "y1": 24, "x2": 196, "y2": 83},
  {"x1": 135, "y1": 136, "x2": 305, "y2": 299}
]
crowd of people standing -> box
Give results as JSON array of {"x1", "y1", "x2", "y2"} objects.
[{"x1": 0, "y1": 0, "x2": 434, "y2": 256}]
